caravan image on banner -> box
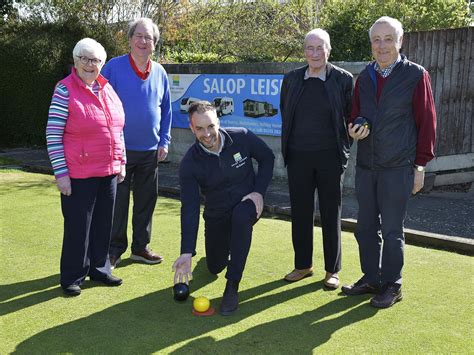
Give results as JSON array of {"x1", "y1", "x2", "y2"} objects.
[{"x1": 169, "y1": 74, "x2": 283, "y2": 136}]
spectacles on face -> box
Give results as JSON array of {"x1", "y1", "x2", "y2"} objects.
[
  {"x1": 371, "y1": 36, "x2": 399, "y2": 47},
  {"x1": 133, "y1": 34, "x2": 154, "y2": 43},
  {"x1": 304, "y1": 46, "x2": 325, "y2": 54},
  {"x1": 76, "y1": 56, "x2": 101, "y2": 66}
]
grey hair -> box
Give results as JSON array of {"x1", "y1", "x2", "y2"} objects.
[
  {"x1": 128, "y1": 17, "x2": 160, "y2": 46},
  {"x1": 72, "y1": 38, "x2": 107, "y2": 66},
  {"x1": 369, "y1": 16, "x2": 404, "y2": 42},
  {"x1": 304, "y1": 28, "x2": 332, "y2": 51}
]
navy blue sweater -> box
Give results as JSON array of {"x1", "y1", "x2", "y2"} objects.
[{"x1": 179, "y1": 128, "x2": 275, "y2": 255}]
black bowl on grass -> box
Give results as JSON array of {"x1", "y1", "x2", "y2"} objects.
[{"x1": 173, "y1": 283, "x2": 190, "y2": 302}]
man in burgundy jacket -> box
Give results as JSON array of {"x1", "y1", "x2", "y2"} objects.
[{"x1": 342, "y1": 16, "x2": 436, "y2": 308}]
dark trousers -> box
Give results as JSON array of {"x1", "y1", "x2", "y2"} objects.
[
  {"x1": 287, "y1": 149, "x2": 343, "y2": 273},
  {"x1": 110, "y1": 150, "x2": 158, "y2": 256},
  {"x1": 354, "y1": 166, "x2": 413, "y2": 286},
  {"x1": 60, "y1": 175, "x2": 117, "y2": 287},
  {"x1": 204, "y1": 200, "x2": 258, "y2": 282}
]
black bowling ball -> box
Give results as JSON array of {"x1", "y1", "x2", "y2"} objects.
[
  {"x1": 353, "y1": 116, "x2": 371, "y2": 132},
  {"x1": 173, "y1": 282, "x2": 190, "y2": 302}
]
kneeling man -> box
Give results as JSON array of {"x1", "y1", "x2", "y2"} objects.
[{"x1": 173, "y1": 101, "x2": 275, "y2": 315}]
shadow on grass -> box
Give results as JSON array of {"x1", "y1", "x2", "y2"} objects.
[
  {"x1": 0, "y1": 274, "x2": 61, "y2": 316},
  {"x1": 12, "y1": 257, "x2": 376, "y2": 353},
  {"x1": 0, "y1": 259, "x2": 215, "y2": 318},
  {"x1": 172, "y1": 298, "x2": 377, "y2": 353},
  {"x1": 0, "y1": 274, "x2": 59, "y2": 303}
]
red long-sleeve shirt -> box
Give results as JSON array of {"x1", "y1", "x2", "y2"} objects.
[{"x1": 351, "y1": 70, "x2": 437, "y2": 166}]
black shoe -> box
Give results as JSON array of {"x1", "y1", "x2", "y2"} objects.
[
  {"x1": 370, "y1": 283, "x2": 402, "y2": 308},
  {"x1": 90, "y1": 274, "x2": 123, "y2": 286},
  {"x1": 342, "y1": 278, "x2": 379, "y2": 296},
  {"x1": 62, "y1": 284, "x2": 81, "y2": 296},
  {"x1": 220, "y1": 280, "x2": 239, "y2": 316}
]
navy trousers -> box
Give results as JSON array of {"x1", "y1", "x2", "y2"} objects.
[
  {"x1": 60, "y1": 175, "x2": 116, "y2": 288},
  {"x1": 287, "y1": 149, "x2": 343, "y2": 273},
  {"x1": 354, "y1": 166, "x2": 413, "y2": 286},
  {"x1": 110, "y1": 150, "x2": 158, "y2": 256},
  {"x1": 204, "y1": 199, "x2": 258, "y2": 282}
]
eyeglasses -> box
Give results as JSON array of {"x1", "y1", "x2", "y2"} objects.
[
  {"x1": 304, "y1": 46, "x2": 325, "y2": 53},
  {"x1": 76, "y1": 56, "x2": 101, "y2": 66},
  {"x1": 133, "y1": 34, "x2": 154, "y2": 43}
]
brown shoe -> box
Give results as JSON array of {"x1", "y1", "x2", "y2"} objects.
[
  {"x1": 324, "y1": 272, "x2": 340, "y2": 289},
  {"x1": 130, "y1": 249, "x2": 163, "y2": 264},
  {"x1": 284, "y1": 268, "x2": 314, "y2": 282}
]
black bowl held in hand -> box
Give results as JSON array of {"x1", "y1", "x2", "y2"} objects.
[
  {"x1": 173, "y1": 282, "x2": 190, "y2": 302},
  {"x1": 353, "y1": 116, "x2": 371, "y2": 133}
]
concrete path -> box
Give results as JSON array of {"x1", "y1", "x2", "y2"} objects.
[{"x1": 1, "y1": 148, "x2": 472, "y2": 254}]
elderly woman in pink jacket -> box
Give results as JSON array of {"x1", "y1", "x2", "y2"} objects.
[{"x1": 46, "y1": 38, "x2": 126, "y2": 296}]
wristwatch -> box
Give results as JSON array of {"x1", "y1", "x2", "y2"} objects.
[{"x1": 414, "y1": 165, "x2": 425, "y2": 172}]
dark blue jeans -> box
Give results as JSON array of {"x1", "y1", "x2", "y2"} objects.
[
  {"x1": 60, "y1": 175, "x2": 117, "y2": 288},
  {"x1": 204, "y1": 199, "x2": 258, "y2": 282},
  {"x1": 354, "y1": 166, "x2": 413, "y2": 286}
]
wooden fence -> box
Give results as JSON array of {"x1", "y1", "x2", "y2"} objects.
[{"x1": 403, "y1": 27, "x2": 473, "y2": 158}]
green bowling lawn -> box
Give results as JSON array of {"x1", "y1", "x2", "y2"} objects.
[{"x1": 1, "y1": 170, "x2": 473, "y2": 354}]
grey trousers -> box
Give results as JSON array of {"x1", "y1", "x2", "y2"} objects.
[{"x1": 354, "y1": 165, "x2": 413, "y2": 286}]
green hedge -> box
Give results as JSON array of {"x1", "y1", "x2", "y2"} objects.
[
  {"x1": 1, "y1": 0, "x2": 469, "y2": 148},
  {"x1": 0, "y1": 20, "x2": 126, "y2": 147}
]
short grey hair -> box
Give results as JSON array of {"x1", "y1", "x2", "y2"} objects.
[
  {"x1": 304, "y1": 28, "x2": 332, "y2": 51},
  {"x1": 128, "y1": 18, "x2": 160, "y2": 46},
  {"x1": 72, "y1": 38, "x2": 107, "y2": 66},
  {"x1": 369, "y1": 16, "x2": 404, "y2": 42}
]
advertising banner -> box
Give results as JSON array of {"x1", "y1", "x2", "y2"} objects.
[{"x1": 168, "y1": 74, "x2": 283, "y2": 136}]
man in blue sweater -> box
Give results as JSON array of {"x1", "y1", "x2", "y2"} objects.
[
  {"x1": 172, "y1": 101, "x2": 274, "y2": 315},
  {"x1": 101, "y1": 18, "x2": 172, "y2": 267}
]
